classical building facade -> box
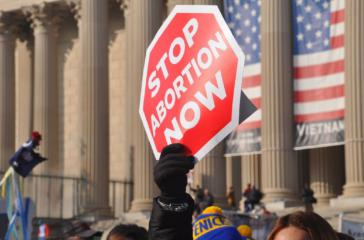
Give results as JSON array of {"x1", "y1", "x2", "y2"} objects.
[{"x1": 0, "y1": 0, "x2": 363, "y2": 220}]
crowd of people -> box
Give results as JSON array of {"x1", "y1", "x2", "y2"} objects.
[
  {"x1": 191, "y1": 183, "x2": 264, "y2": 214},
  {"x1": 189, "y1": 185, "x2": 215, "y2": 215},
  {"x1": 242, "y1": 183, "x2": 264, "y2": 213},
  {"x1": 98, "y1": 210, "x2": 354, "y2": 240},
  {"x1": 67, "y1": 143, "x2": 353, "y2": 240},
  {"x1": 189, "y1": 180, "x2": 264, "y2": 215}
]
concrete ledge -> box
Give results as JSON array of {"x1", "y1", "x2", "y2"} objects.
[
  {"x1": 330, "y1": 196, "x2": 364, "y2": 209},
  {"x1": 265, "y1": 200, "x2": 303, "y2": 212},
  {"x1": 130, "y1": 199, "x2": 153, "y2": 213},
  {"x1": 80, "y1": 206, "x2": 114, "y2": 222}
]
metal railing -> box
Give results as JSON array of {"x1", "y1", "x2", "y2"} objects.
[{"x1": 0, "y1": 171, "x2": 133, "y2": 219}]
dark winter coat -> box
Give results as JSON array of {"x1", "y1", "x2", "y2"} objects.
[{"x1": 149, "y1": 194, "x2": 194, "y2": 240}]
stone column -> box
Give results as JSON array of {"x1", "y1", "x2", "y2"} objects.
[
  {"x1": 239, "y1": 154, "x2": 261, "y2": 210},
  {"x1": 167, "y1": 0, "x2": 193, "y2": 13},
  {"x1": 226, "y1": 156, "x2": 241, "y2": 208},
  {"x1": 343, "y1": 0, "x2": 364, "y2": 197},
  {"x1": 115, "y1": 0, "x2": 134, "y2": 212},
  {"x1": 0, "y1": 13, "x2": 15, "y2": 171},
  {"x1": 25, "y1": 3, "x2": 61, "y2": 217},
  {"x1": 309, "y1": 147, "x2": 344, "y2": 205},
  {"x1": 27, "y1": 4, "x2": 60, "y2": 175},
  {"x1": 15, "y1": 38, "x2": 33, "y2": 147},
  {"x1": 241, "y1": 155, "x2": 261, "y2": 190},
  {"x1": 15, "y1": 36, "x2": 35, "y2": 204},
  {"x1": 79, "y1": 0, "x2": 111, "y2": 218},
  {"x1": 194, "y1": 143, "x2": 227, "y2": 206},
  {"x1": 125, "y1": 0, "x2": 164, "y2": 212},
  {"x1": 15, "y1": 36, "x2": 35, "y2": 205},
  {"x1": 261, "y1": 0, "x2": 299, "y2": 204},
  {"x1": 297, "y1": 150, "x2": 309, "y2": 192}
]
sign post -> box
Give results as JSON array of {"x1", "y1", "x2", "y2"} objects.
[{"x1": 140, "y1": 5, "x2": 248, "y2": 160}]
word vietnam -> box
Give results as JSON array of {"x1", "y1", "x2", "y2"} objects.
[{"x1": 148, "y1": 17, "x2": 228, "y2": 144}]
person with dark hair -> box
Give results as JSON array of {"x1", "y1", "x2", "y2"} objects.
[
  {"x1": 249, "y1": 186, "x2": 263, "y2": 210},
  {"x1": 243, "y1": 185, "x2": 263, "y2": 212},
  {"x1": 268, "y1": 211, "x2": 339, "y2": 240},
  {"x1": 226, "y1": 186, "x2": 236, "y2": 209},
  {"x1": 107, "y1": 224, "x2": 147, "y2": 240},
  {"x1": 199, "y1": 188, "x2": 214, "y2": 211},
  {"x1": 243, "y1": 183, "x2": 252, "y2": 212},
  {"x1": 301, "y1": 184, "x2": 317, "y2": 212},
  {"x1": 190, "y1": 184, "x2": 204, "y2": 214}
]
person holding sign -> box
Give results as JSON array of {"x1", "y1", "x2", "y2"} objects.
[
  {"x1": 149, "y1": 143, "x2": 195, "y2": 240},
  {"x1": 144, "y1": 5, "x2": 255, "y2": 240},
  {"x1": 149, "y1": 144, "x2": 252, "y2": 240}
]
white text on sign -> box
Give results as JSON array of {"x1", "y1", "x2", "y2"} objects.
[{"x1": 148, "y1": 18, "x2": 228, "y2": 144}]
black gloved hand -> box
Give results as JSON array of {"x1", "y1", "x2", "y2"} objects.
[{"x1": 154, "y1": 143, "x2": 195, "y2": 199}]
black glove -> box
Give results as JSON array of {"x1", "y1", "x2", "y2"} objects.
[
  {"x1": 150, "y1": 144, "x2": 195, "y2": 240},
  {"x1": 154, "y1": 143, "x2": 195, "y2": 199}
]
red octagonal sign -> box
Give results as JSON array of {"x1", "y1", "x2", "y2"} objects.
[{"x1": 140, "y1": 5, "x2": 245, "y2": 160}]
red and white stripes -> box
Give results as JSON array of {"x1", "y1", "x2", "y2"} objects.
[
  {"x1": 294, "y1": 0, "x2": 345, "y2": 123},
  {"x1": 240, "y1": 63, "x2": 261, "y2": 130}
]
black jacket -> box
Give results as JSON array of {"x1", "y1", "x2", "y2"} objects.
[{"x1": 149, "y1": 194, "x2": 194, "y2": 240}]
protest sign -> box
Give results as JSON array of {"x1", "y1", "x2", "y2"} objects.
[{"x1": 140, "y1": 5, "x2": 249, "y2": 160}]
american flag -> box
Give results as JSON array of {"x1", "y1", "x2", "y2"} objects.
[
  {"x1": 224, "y1": 0, "x2": 262, "y2": 132},
  {"x1": 293, "y1": 0, "x2": 344, "y2": 126}
]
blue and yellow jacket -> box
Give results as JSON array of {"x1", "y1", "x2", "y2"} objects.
[{"x1": 193, "y1": 212, "x2": 249, "y2": 240}]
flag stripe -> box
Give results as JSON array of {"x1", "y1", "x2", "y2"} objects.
[
  {"x1": 294, "y1": 60, "x2": 344, "y2": 79},
  {"x1": 331, "y1": 22, "x2": 344, "y2": 36},
  {"x1": 330, "y1": 35, "x2": 344, "y2": 49},
  {"x1": 331, "y1": 0, "x2": 345, "y2": 11},
  {"x1": 294, "y1": 85, "x2": 344, "y2": 102},
  {"x1": 242, "y1": 75, "x2": 261, "y2": 88},
  {"x1": 331, "y1": 9, "x2": 344, "y2": 24},
  {"x1": 294, "y1": 97, "x2": 344, "y2": 115},
  {"x1": 238, "y1": 121, "x2": 261, "y2": 130},
  {"x1": 294, "y1": 47, "x2": 344, "y2": 67},
  {"x1": 294, "y1": 72, "x2": 344, "y2": 91},
  {"x1": 251, "y1": 98, "x2": 261, "y2": 108},
  {"x1": 295, "y1": 109, "x2": 344, "y2": 123},
  {"x1": 243, "y1": 86, "x2": 261, "y2": 99},
  {"x1": 244, "y1": 63, "x2": 261, "y2": 77}
]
